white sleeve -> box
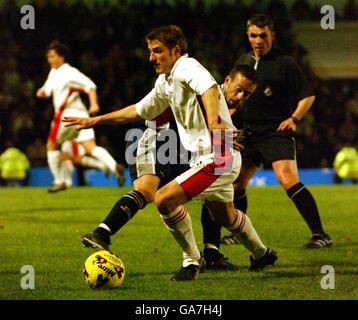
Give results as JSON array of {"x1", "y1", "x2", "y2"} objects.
[
  {"x1": 68, "y1": 67, "x2": 97, "y2": 93},
  {"x1": 135, "y1": 80, "x2": 169, "y2": 120},
  {"x1": 181, "y1": 60, "x2": 217, "y2": 95},
  {"x1": 42, "y1": 69, "x2": 55, "y2": 96}
]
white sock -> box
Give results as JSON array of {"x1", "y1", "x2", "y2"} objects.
[
  {"x1": 80, "y1": 156, "x2": 107, "y2": 171},
  {"x1": 47, "y1": 150, "x2": 63, "y2": 184},
  {"x1": 160, "y1": 206, "x2": 201, "y2": 267},
  {"x1": 91, "y1": 146, "x2": 116, "y2": 173},
  {"x1": 61, "y1": 159, "x2": 74, "y2": 187},
  {"x1": 227, "y1": 210, "x2": 267, "y2": 260}
]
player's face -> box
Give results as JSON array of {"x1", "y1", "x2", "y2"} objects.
[
  {"x1": 223, "y1": 73, "x2": 257, "y2": 109},
  {"x1": 47, "y1": 49, "x2": 65, "y2": 69},
  {"x1": 147, "y1": 40, "x2": 180, "y2": 75},
  {"x1": 247, "y1": 25, "x2": 274, "y2": 58}
]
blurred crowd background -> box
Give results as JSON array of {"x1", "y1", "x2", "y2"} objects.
[{"x1": 1, "y1": 0, "x2": 357, "y2": 170}]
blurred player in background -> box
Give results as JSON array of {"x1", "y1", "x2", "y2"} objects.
[
  {"x1": 60, "y1": 140, "x2": 123, "y2": 188},
  {"x1": 221, "y1": 14, "x2": 332, "y2": 249},
  {"x1": 36, "y1": 40, "x2": 124, "y2": 192},
  {"x1": 64, "y1": 25, "x2": 277, "y2": 281}
]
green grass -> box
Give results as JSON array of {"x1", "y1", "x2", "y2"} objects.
[{"x1": 0, "y1": 186, "x2": 357, "y2": 300}]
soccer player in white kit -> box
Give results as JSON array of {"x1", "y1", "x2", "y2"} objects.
[
  {"x1": 60, "y1": 140, "x2": 118, "y2": 188},
  {"x1": 36, "y1": 40, "x2": 124, "y2": 192},
  {"x1": 64, "y1": 26, "x2": 277, "y2": 280}
]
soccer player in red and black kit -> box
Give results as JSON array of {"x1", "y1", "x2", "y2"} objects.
[{"x1": 205, "y1": 14, "x2": 332, "y2": 249}]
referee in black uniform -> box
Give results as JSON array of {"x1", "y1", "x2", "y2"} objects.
[{"x1": 224, "y1": 14, "x2": 332, "y2": 248}]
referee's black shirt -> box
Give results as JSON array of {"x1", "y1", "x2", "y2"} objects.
[{"x1": 235, "y1": 47, "x2": 314, "y2": 138}]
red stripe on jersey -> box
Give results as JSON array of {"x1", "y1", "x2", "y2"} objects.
[
  {"x1": 48, "y1": 87, "x2": 86, "y2": 143},
  {"x1": 71, "y1": 141, "x2": 79, "y2": 159},
  {"x1": 153, "y1": 107, "x2": 174, "y2": 127}
]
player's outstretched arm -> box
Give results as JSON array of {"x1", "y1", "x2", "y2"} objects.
[{"x1": 63, "y1": 104, "x2": 141, "y2": 130}]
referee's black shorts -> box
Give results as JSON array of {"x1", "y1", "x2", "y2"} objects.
[{"x1": 241, "y1": 132, "x2": 296, "y2": 166}]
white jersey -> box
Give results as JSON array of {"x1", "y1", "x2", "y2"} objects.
[
  {"x1": 41, "y1": 63, "x2": 96, "y2": 113},
  {"x1": 135, "y1": 54, "x2": 235, "y2": 157}
]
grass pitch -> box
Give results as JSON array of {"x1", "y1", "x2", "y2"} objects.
[{"x1": 0, "y1": 186, "x2": 357, "y2": 300}]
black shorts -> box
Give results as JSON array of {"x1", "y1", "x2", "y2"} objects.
[
  {"x1": 241, "y1": 132, "x2": 296, "y2": 166},
  {"x1": 126, "y1": 125, "x2": 191, "y2": 188},
  {"x1": 128, "y1": 159, "x2": 190, "y2": 188}
]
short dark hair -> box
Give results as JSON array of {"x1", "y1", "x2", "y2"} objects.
[
  {"x1": 230, "y1": 65, "x2": 257, "y2": 84},
  {"x1": 46, "y1": 40, "x2": 70, "y2": 61},
  {"x1": 145, "y1": 25, "x2": 188, "y2": 55},
  {"x1": 247, "y1": 14, "x2": 274, "y2": 31}
]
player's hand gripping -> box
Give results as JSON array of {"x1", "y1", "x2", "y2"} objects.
[
  {"x1": 62, "y1": 116, "x2": 99, "y2": 130},
  {"x1": 211, "y1": 124, "x2": 245, "y2": 151},
  {"x1": 232, "y1": 129, "x2": 245, "y2": 151}
]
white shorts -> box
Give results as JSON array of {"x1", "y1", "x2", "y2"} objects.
[
  {"x1": 135, "y1": 127, "x2": 157, "y2": 177},
  {"x1": 134, "y1": 124, "x2": 171, "y2": 177},
  {"x1": 175, "y1": 150, "x2": 241, "y2": 202},
  {"x1": 61, "y1": 140, "x2": 86, "y2": 158},
  {"x1": 48, "y1": 109, "x2": 95, "y2": 145}
]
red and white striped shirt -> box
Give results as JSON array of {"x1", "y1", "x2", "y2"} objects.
[{"x1": 41, "y1": 63, "x2": 96, "y2": 113}]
